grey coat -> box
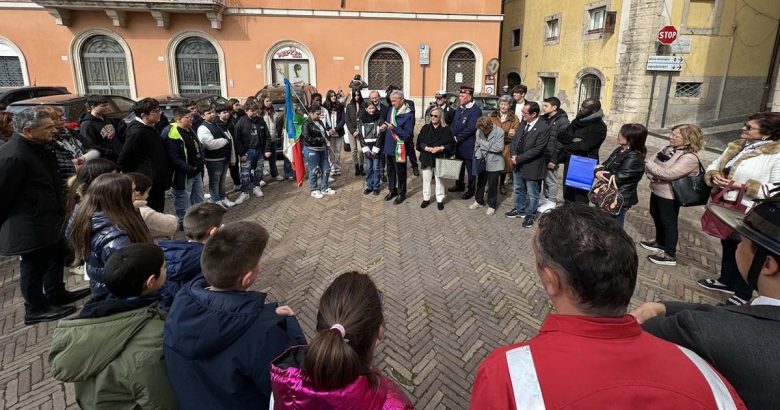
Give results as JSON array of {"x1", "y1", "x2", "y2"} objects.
[
  {"x1": 643, "y1": 301, "x2": 780, "y2": 409},
  {"x1": 474, "y1": 126, "x2": 506, "y2": 173}
]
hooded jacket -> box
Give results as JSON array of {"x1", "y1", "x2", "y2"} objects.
[
  {"x1": 118, "y1": 120, "x2": 172, "y2": 192},
  {"x1": 163, "y1": 278, "x2": 306, "y2": 410},
  {"x1": 559, "y1": 109, "x2": 607, "y2": 162},
  {"x1": 49, "y1": 294, "x2": 176, "y2": 410},
  {"x1": 157, "y1": 240, "x2": 204, "y2": 310},
  {"x1": 79, "y1": 113, "x2": 124, "y2": 163},
  {"x1": 271, "y1": 346, "x2": 414, "y2": 410}
]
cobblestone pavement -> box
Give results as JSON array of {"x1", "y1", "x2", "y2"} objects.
[{"x1": 0, "y1": 134, "x2": 731, "y2": 409}]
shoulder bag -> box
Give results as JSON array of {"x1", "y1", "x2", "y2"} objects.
[
  {"x1": 671, "y1": 154, "x2": 710, "y2": 207},
  {"x1": 436, "y1": 156, "x2": 463, "y2": 179},
  {"x1": 588, "y1": 175, "x2": 624, "y2": 215},
  {"x1": 700, "y1": 182, "x2": 748, "y2": 239}
]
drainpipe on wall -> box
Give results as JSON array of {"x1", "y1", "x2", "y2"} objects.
[
  {"x1": 497, "y1": 0, "x2": 507, "y2": 88},
  {"x1": 759, "y1": 19, "x2": 780, "y2": 112},
  {"x1": 713, "y1": 23, "x2": 737, "y2": 120}
]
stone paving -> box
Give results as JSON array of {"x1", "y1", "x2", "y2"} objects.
[{"x1": 0, "y1": 134, "x2": 731, "y2": 409}]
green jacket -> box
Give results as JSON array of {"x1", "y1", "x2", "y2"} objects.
[{"x1": 49, "y1": 305, "x2": 176, "y2": 410}]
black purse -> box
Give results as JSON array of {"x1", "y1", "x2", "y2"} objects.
[{"x1": 671, "y1": 155, "x2": 710, "y2": 207}]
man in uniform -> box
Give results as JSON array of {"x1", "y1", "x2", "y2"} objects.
[
  {"x1": 424, "y1": 90, "x2": 455, "y2": 125},
  {"x1": 449, "y1": 86, "x2": 481, "y2": 200}
]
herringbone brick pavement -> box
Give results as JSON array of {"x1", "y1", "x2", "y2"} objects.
[{"x1": 0, "y1": 133, "x2": 730, "y2": 409}]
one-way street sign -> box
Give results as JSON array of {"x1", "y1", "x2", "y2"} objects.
[{"x1": 646, "y1": 55, "x2": 683, "y2": 71}]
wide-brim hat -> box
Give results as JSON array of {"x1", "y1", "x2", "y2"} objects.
[{"x1": 708, "y1": 202, "x2": 780, "y2": 255}]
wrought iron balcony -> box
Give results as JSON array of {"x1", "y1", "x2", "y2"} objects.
[{"x1": 33, "y1": 0, "x2": 226, "y2": 29}]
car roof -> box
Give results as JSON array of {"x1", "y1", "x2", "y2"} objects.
[
  {"x1": 8, "y1": 94, "x2": 86, "y2": 104},
  {"x1": 0, "y1": 86, "x2": 68, "y2": 97}
]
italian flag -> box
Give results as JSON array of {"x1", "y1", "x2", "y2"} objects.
[{"x1": 282, "y1": 78, "x2": 306, "y2": 187}]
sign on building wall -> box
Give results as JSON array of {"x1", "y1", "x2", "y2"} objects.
[
  {"x1": 419, "y1": 44, "x2": 430, "y2": 65},
  {"x1": 646, "y1": 55, "x2": 683, "y2": 72},
  {"x1": 272, "y1": 46, "x2": 310, "y2": 85}
]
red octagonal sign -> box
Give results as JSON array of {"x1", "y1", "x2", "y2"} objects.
[{"x1": 658, "y1": 25, "x2": 678, "y2": 45}]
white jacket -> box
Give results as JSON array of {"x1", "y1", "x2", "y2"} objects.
[{"x1": 705, "y1": 139, "x2": 780, "y2": 208}]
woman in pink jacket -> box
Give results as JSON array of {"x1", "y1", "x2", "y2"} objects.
[{"x1": 271, "y1": 271, "x2": 413, "y2": 409}]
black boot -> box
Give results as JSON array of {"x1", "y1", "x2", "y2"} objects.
[
  {"x1": 355, "y1": 164, "x2": 360, "y2": 176},
  {"x1": 448, "y1": 183, "x2": 466, "y2": 192},
  {"x1": 360, "y1": 165, "x2": 365, "y2": 175}
]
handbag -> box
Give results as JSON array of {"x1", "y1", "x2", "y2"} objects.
[
  {"x1": 700, "y1": 183, "x2": 748, "y2": 239},
  {"x1": 588, "y1": 175, "x2": 624, "y2": 215},
  {"x1": 671, "y1": 155, "x2": 710, "y2": 207},
  {"x1": 435, "y1": 157, "x2": 463, "y2": 179}
]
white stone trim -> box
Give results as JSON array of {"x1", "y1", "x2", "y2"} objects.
[
  {"x1": 363, "y1": 41, "x2": 411, "y2": 95},
  {"x1": 681, "y1": 0, "x2": 724, "y2": 36},
  {"x1": 223, "y1": 8, "x2": 502, "y2": 21},
  {"x1": 0, "y1": 37, "x2": 29, "y2": 86},
  {"x1": 0, "y1": 2, "x2": 42, "y2": 9},
  {"x1": 264, "y1": 40, "x2": 317, "y2": 87},
  {"x1": 441, "y1": 41, "x2": 484, "y2": 93},
  {"x1": 166, "y1": 31, "x2": 228, "y2": 97},
  {"x1": 69, "y1": 29, "x2": 137, "y2": 99}
]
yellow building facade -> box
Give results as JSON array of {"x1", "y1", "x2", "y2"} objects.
[{"x1": 500, "y1": 0, "x2": 780, "y2": 129}]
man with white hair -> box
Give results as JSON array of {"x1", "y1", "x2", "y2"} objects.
[{"x1": 383, "y1": 90, "x2": 415, "y2": 205}]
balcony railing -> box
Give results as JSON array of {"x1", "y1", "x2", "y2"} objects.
[{"x1": 33, "y1": 0, "x2": 225, "y2": 29}]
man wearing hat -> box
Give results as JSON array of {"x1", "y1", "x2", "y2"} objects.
[
  {"x1": 449, "y1": 86, "x2": 481, "y2": 199},
  {"x1": 425, "y1": 90, "x2": 455, "y2": 125},
  {"x1": 632, "y1": 190, "x2": 780, "y2": 409}
]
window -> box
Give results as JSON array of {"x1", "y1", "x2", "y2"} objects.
[
  {"x1": 675, "y1": 82, "x2": 702, "y2": 98},
  {"x1": 512, "y1": 28, "x2": 522, "y2": 48},
  {"x1": 80, "y1": 35, "x2": 130, "y2": 97},
  {"x1": 367, "y1": 48, "x2": 404, "y2": 91},
  {"x1": 175, "y1": 37, "x2": 221, "y2": 95},
  {"x1": 446, "y1": 47, "x2": 476, "y2": 93},
  {"x1": 682, "y1": 0, "x2": 723, "y2": 35},
  {"x1": 545, "y1": 19, "x2": 560, "y2": 41},
  {"x1": 542, "y1": 77, "x2": 556, "y2": 99},
  {"x1": 588, "y1": 7, "x2": 607, "y2": 32},
  {"x1": 578, "y1": 74, "x2": 602, "y2": 107},
  {"x1": 0, "y1": 56, "x2": 23, "y2": 87}
]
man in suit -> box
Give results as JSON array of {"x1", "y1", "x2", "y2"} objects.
[
  {"x1": 633, "y1": 193, "x2": 780, "y2": 409},
  {"x1": 505, "y1": 101, "x2": 550, "y2": 228}
]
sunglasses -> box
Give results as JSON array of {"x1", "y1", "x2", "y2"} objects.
[{"x1": 430, "y1": 114, "x2": 440, "y2": 118}]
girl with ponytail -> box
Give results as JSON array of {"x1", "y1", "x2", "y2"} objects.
[{"x1": 271, "y1": 271, "x2": 413, "y2": 409}]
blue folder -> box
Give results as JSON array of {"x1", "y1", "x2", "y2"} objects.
[{"x1": 564, "y1": 155, "x2": 598, "y2": 190}]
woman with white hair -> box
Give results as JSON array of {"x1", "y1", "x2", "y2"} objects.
[
  {"x1": 489, "y1": 95, "x2": 520, "y2": 195},
  {"x1": 416, "y1": 106, "x2": 455, "y2": 210}
]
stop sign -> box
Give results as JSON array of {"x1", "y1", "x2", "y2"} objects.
[{"x1": 658, "y1": 25, "x2": 678, "y2": 45}]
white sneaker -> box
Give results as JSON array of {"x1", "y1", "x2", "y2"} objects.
[
  {"x1": 322, "y1": 188, "x2": 337, "y2": 195},
  {"x1": 486, "y1": 207, "x2": 496, "y2": 215},
  {"x1": 252, "y1": 186, "x2": 264, "y2": 197},
  {"x1": 204, "y1": 193, "x2": 211, "y2": 199},
  {"x1": 222, "y1": 198, "x2": 236, "y2": 208},
  {"x1": 274, "y1": 175, "x2": 284, "y2": 181},
  {"x1": 469, "y1": 201, "x2": 482, "y2": 210},
  {"x1": 328, "y1": 177, "x2": 335, "y2": 183},
  {"x1": 311, "y1": 190, "x2": 324, "y2": 199},
  {"x1": 537, "y1": 200, "x2": 556, "y2": 213},
  {"x1": 258, "y1": 180, "x2": 267, "y2": 187},
  {"x1": 234, "y1": 192, "x2": 250, "y2": 205}
]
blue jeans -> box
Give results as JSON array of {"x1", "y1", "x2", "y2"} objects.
[
  {"x1": 364, "y1": 154, "x2": 381, "y2": 190},
  {"x1": 173, "y1": 173, "x2": 205, "y2": 224},
  {"x1": 269, "y1": 150, "x2": 294, "y2": 178},
  {"x1": 205, "y1": 160, "x2": 228, "y2": 201},
  {"x1": 614, "y1": 205, "x2": 631, "y2": 228},
  {"x1": 513, "y1": 170, "x2": 541, "y2": 216},
  {"x1": 304, "y1": 146, "x2": 330, "y2": 192},
  {"x1": 240, "y1": 148, "x2": 264, "y2": 192}
]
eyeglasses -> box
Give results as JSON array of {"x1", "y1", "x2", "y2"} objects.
[{"x1": 743, "y1": 122, "x2": 759, "y2": 132}]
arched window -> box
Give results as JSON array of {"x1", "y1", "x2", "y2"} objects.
[
  {"x1": 367, "y1": 48, "x2": 403, "y2": 91},
  {"x1": 81, "y1": 35, "x2": 130, "y2": 97},
  {"x1": 446, "y1": 47, "x2": 476, "y2": 93},
  {"x1": 176, "y1": 37, "x2": 221, "y2": 95},
  {"x1": 0, "y1": 43, "x2": 23, "y2": 87},
  {"x1": 578, "y1": 74, "x2": 602, "y2": 107}
]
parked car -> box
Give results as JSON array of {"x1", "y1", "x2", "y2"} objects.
[
  {"x1": 153, "y1": 94, "x2": 229, "y2": 120},
  {"x1": 0, "y1": 86, "x2": 69, "y2": 110},
  {"x1": 6, "y1": 94, "x2": 135, "y2": 130},
  {"x1": 445, "y1": 93, "x2": 500, "y2": 116},
  {"x1": 255, "y1": 84, "x2": 318, "y2": 113}
]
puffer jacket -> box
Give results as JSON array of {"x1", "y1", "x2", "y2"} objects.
[
  {"x1": 157, "y1": 240, "x2": 204, "y2": 311},
  {"x1": 67, "y1": 210, "x2": 132, "y2": 295},
  {"x1": 596, "y1": 147, "x2": 646, "y2": 206},
  {"x1": 474, "y1": 126, "x2": 506, "y2": 173},
  {"x1": 49, "y1": 294, "x2": 175, "y2": 410},
  {"x1": 271, "y1": 346, "x2": 414, "y2": 410}
]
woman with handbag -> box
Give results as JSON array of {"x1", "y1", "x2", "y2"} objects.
[
  {"x1": 593, "y1": 123, "x2": 647, "y2": 227},
  {"x1": 697, "y1": 112, "x2": 780, "y2": 305},
  {"x1": 489, "y1": 95, "x2": 521, "y2": 195},
  {"x1": 469, "y1": 116, "x2": 506, "y2": 215},
  {"x1": 640, "y1": 124, "x2": 705, "y2": 266},
  {"x1": 417, "y1": 107, "x2": 455, "y2": 210}
]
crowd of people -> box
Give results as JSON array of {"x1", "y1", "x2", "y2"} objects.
[{"x1": 0, "y1": 77, "x2": 778, "y2": 408}]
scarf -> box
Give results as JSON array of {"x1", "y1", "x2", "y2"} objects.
[{"x1": 725, "y1": 140, "x2": 773, "y2": 169}]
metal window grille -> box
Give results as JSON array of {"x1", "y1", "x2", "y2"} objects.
[
  {"x1": 81, "y1": 35, "x2": 131, "y2": 97},
  {"x1": 367, "y1": 48, "x2": 403, "y2": 91},
  {"x1": 0, "y1": 56, "x2": 23, "y2": 87},
  {"x1": 446, "y1": 48, "x2": 476, "y2": 93},
  {"x1": 675, "y1": 82, "x2": 702, "y2": 98},
  {"x1": 176, "y1": 37, "x2": 221, "y2": 95},
  {"x1": 578, "y1": 74, "x2": 601, "y2": 107}
]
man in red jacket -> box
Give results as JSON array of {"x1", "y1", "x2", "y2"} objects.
[{"x1": 469, "y1": 204, "x2": 745, "y2": 409}]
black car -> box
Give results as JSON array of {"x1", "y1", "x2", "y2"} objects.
[
  {"x1": 446, "y1": 93, "x2": 500, "y2": 116},
  {"x1": 255, "y1": 84, "x2": 318, "y2": 113},
  {"x1": 6, "y1": 94, "x2": 135, "y2": 131},
  {"x1": 0, "y1": 86, "x2": 69, "y2": 110},
  {"x1": 154, "y1": 94, "x2": 229, "y2": 120}
]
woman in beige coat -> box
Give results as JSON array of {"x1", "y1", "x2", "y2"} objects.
[
  {"x1": 639, "y1": 124, "x2": 704, "y2": 267},
  {"x1": 489, "y1": 95, "x2": 520, "y2": 195}
]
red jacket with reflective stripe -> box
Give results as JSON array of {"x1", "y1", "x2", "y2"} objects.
[{"x1": 470, "y1": 314, "x2": 745, "y2": 410}]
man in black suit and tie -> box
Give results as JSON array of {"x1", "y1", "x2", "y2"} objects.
[
  {"x1": 633, "y1": 192, "x2": 780, "y2": 409},
  {"x1": 505, "y1": 101, "x2": 550, "y2": 228}
]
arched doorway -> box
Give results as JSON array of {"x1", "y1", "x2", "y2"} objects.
[
  {"x1": 0, "y1": 42, "x2": 24, "y2": 86},
  {"x1": 507, "y1": 72, "x2": 521, "y2": 89},
  {"x1": 175, "y1": 36, "x2": 221, "y2": 95},
  {"x1": 577, "y1": 74, "x2": 602, "y2": 107},
  {"x1": 80, "y1": 35, "x2": 130, "y2": 97},
  {"x1": 445, "y1": 47, "x2": 476, "y2": 93},
  {"x1": 367, "y1": 48, "x2": 404, "y2": 91}
]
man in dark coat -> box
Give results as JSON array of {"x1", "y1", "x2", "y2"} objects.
[
  {"x1": 449, "y1": 86, "x2": 482, "y2": 199},
  {"x1": 0, "y1": 107, "x2": 89, "y2": 324},
  {"x1": 79, "y1": 94, "x2": 124, "y2": 163},
  {"x1": 558, "y1": 97, "x2": 607, "y2": 204},
  {"x1": 506, "y1": 101, "x2": 550, "y2": 228},
  {"x1": 424, "y1": 90, "x2": 456, "y2": 125},
  {"x1": 383, "y1": 90, "x2": 415, "y2": 205},
  {"x1": 539, "y1": 97, "x2": 570, "y2": 212},
  {"x1": 386, "y1": 86, "x2": 419, "y2": 176},
  {"x1": 368, "y1": 90, "x2": 389, "y2": 182},
  {"x1": 633, "y1": 195, "x2": 780, "y2": 409},
  {"x1": 118, "y1": 98, "x2": 171, "y2": 212}
]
